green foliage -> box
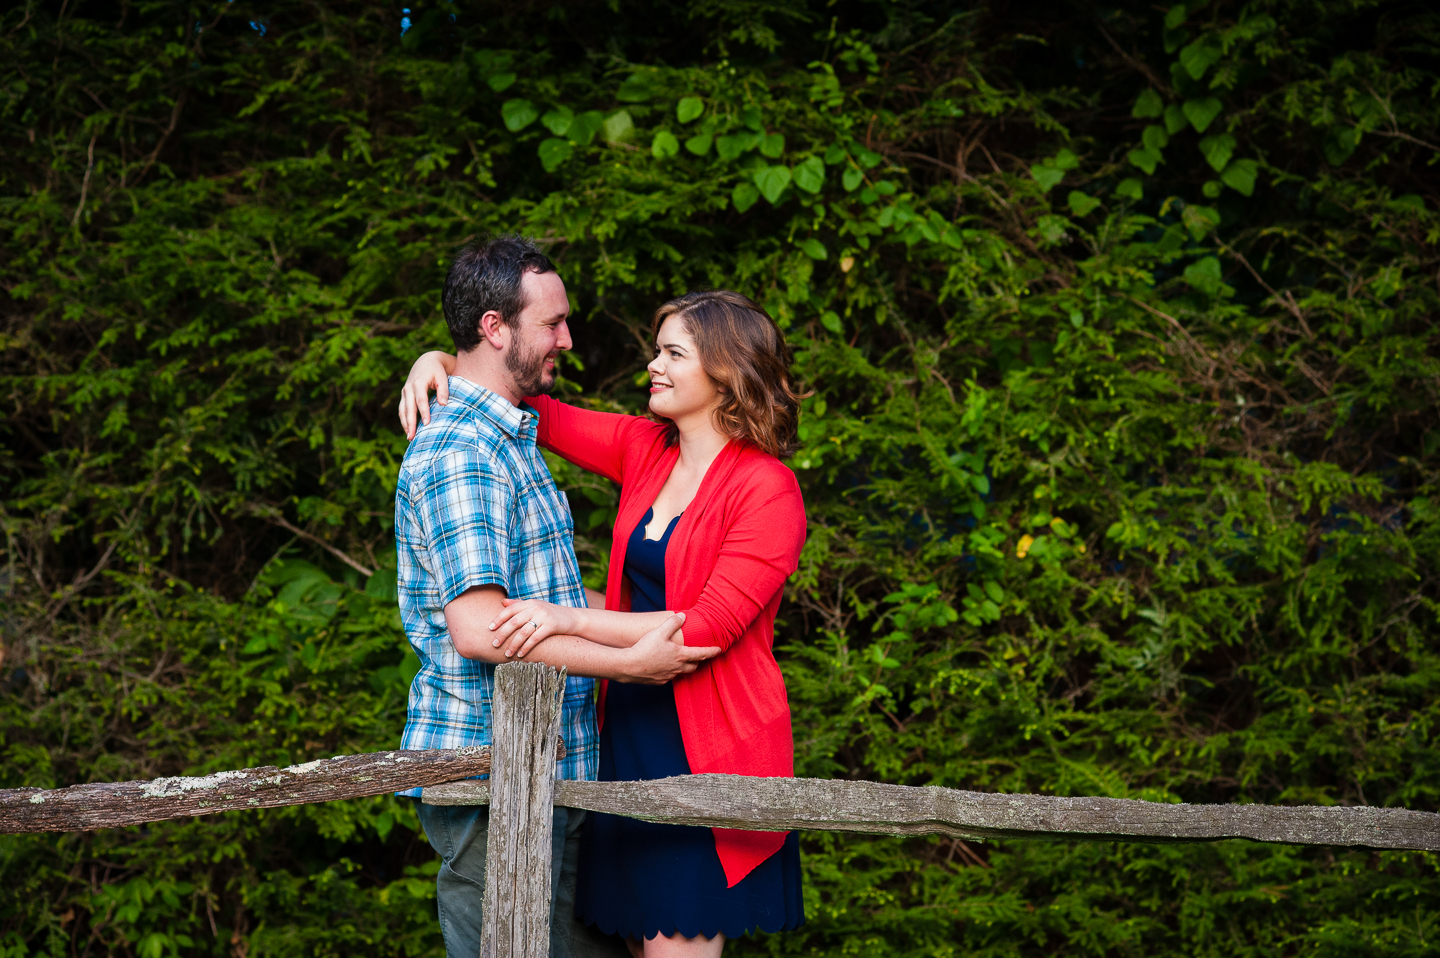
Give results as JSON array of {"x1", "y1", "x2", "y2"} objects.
[{"x1": 2, "y1": 0, "x2": 1439, "y2": 955}]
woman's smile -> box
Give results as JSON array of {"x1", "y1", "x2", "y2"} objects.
[{"x1": 646, "y1": 315, "x2": 720, "y2": 421}]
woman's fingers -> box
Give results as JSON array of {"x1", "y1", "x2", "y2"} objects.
[
  {"x1": 509, "y1": 622, "x2": 550, "y2": 659},
  {"x1": 489, "y1": 600, "x2": 539, "y2": 646},
  {"x1": 491, "y1": 615, "x2": 528, "y2": 647},
  {"x1": 399, "y1": 382, "x2": 427, "y2": 440},
  {"x1": 398, "y1": 356, "x2": 452, "y2": 440},
  {"x1": 488, "y1": 606, "x2": 522, "y2": 645},
  {"x1": 399, "y1": 388, "x2": 414, "y2": 440},
  {"x1": 501, "y1": 617, "x2": 535, "y2": 656},
  {"x1": 489, "y1": 599, "x2": 531, "y2": 630},
  {"x1": 504, "y1": 618, "x2": 551, "y2": 658}
]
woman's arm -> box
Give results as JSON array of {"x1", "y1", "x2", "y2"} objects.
[
  {"x1": 678, "y1": 484, "x2": 807, "y2": 653},
  {"x1": 526, "y1": 394, "x2": 660, "y2": 486},
  {"x1": 395, "y1": 350, "x2": 658, "y2": 484},
  {"x1": 489, "y1": 597, "x2": 676, "y2": 658},
  {"x1": 399, "y1": 350, "x2": 456, "y2": 440}
]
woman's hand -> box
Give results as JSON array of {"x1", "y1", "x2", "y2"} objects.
[
  {"x1": 399, "y1": 350, "x2": 458, "y2": 440},
  {"x1": 489, "y1": 598, "x2": 587, "y2": 658}
]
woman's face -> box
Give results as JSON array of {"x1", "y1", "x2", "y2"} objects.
[{"x1": 647, "y1": 314, "x2": 721, "y2": 424}]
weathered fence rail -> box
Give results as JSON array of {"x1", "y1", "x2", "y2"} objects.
[
  {"x1": 0, "y1": 747, "x2": 493, "y2": 833},
  {"x1": 3, "y1": 662, "x2": 1438, "y2": 957},
  {"x1": 424, "y1": 776, "x2": 1440, "y2": 852},
  {"x1": 6, "y1": 721, "x2": 1432, "y2": 852}
]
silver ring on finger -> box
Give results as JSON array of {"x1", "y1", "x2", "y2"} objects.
[{"x1": 527, "y1": 620, "x2": 540, "y2": 631}]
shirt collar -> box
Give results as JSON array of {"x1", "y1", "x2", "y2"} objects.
[{"x1": 444, "y1": 376, "x2": 536, "y2": 441}]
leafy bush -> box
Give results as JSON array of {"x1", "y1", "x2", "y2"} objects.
[{"x1": 2, "y1": 0, "x2": 1437, "y2": 955}]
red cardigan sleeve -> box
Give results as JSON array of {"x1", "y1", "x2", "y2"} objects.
[
  {"x1": 525, "y1": 394, "x2": 660, "y2": 484},
  {"x1": 679, "y1": 482, "x2": 806, "y2": 652}
]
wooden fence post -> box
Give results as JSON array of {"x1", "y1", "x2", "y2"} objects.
[{"x1": 481, "y1": 662, "x2": 565, "y2": 958}]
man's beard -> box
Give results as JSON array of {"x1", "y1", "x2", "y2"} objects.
[{"x1": 506, "y1": 334, "x2": 556, "y2": 397}]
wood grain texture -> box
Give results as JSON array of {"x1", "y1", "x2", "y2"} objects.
[
  {"x1": 423, "y1": 779, "x2": 491, "y2": 805},
  {"x1": 420, "y1": 774, "x2": 1440, "y2": 852},
  {"x1": 0, "y1": 748, "x2": 491, "y2": 834},
  {"x1": 480, "y1": 663, "x2": 565, "y2": 958}
]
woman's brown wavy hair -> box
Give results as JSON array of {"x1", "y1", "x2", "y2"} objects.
[{"x1": 650, "y1": 290, "x2": 804, "y2": 459}]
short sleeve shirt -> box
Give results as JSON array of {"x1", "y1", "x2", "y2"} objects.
[{"x1": 394, "y1": 377, "x2": 596, "y2": 793}]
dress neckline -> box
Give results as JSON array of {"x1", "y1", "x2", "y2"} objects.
[{"x1": 638, "y1": 506, "x2": 682, "y2": 542}]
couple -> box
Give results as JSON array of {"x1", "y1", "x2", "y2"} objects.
[{"x1": 393, "y1": 235, "x2": 807, "y2": 958}]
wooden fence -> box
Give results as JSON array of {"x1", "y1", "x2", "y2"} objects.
[{"x1": 3, "y1": 662, "x2": 1438, "y2": 957}]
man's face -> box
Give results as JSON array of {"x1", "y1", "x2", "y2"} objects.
[{"x1": 505, "y1": 270, "x2": 572, "y2": 396}]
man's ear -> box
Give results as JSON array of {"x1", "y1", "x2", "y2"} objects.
[{"x1": 477, "y1": 310, "x2": 508, "y2": 350}]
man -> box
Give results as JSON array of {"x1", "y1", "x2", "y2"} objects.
[{"x1": 394, "y1": 235, "x2": 717, "y2": 957}]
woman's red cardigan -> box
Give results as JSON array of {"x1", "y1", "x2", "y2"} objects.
[{"x1": 528, "y1": 395, "x2": 807, "y2": 887}]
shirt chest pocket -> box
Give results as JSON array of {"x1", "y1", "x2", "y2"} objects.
[{"x1": 512, "y1": 474, "x2": 576, "y2": 543}]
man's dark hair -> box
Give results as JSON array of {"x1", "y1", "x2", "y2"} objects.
[{"x1": 442, "y1": 235, "x2": 557, "y2": 352}]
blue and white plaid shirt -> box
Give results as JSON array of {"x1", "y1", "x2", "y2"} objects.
[{"x1": 394, "y1": 376, "x2": 596, "y2": 794}]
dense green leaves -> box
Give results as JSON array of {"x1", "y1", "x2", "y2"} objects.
[
  {"x1": 502, "y1": 98, "x2": 540, "y2": 131},
  {"x1": 1199, "y1": 133, "x2": 1237, "y2": 171},
  {"x1": 677, "y1": 96, "x2": 705, "y2": 124},
  {"x1": 1220, "y1": 157, "x2": 1258, "y2": 195},
  {"x1": 754, "y1": 165, "x2": 792, "y2": 204},
  {"x1": 2, "y1": 0, "x2": 1439, "y2": 956},
  {"x1": 1132, "y1": 88, "x2": 1165, "y2": 117}
]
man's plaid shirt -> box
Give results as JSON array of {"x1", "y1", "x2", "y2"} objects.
[{"x1": 393, "y1": 376, "x2": 596, "y2": 795}]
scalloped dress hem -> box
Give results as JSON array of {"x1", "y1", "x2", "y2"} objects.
[{"x1": 580, "y1": 907, "x2": 805, "y2": 943}]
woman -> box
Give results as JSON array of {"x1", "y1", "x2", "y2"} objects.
[{"x1": 399, "y1": 290, "x2": 806, "y2": 957}]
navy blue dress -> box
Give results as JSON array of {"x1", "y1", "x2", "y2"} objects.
[{"x1": 574, "y1": 508, "x2": 805, "y2": 941}]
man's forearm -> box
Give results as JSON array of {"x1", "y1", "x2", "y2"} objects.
[
  {"x1": 446, "y1": 585, "x2": 709, "y2": 682},
  {"x1": 451, "y1": 625, "x2": 633, "y2": 676},
  {"x1": 500, "y1": 633, "x2": 638, "y2": 680}
]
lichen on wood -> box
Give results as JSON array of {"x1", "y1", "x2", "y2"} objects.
[{"x1": 0, "y1": 748, "x2": 491, "y2": 833}]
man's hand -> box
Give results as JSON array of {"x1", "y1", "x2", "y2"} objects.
[{"x1": 616, "y1": 613, "x2": 720, "y2": 684}]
